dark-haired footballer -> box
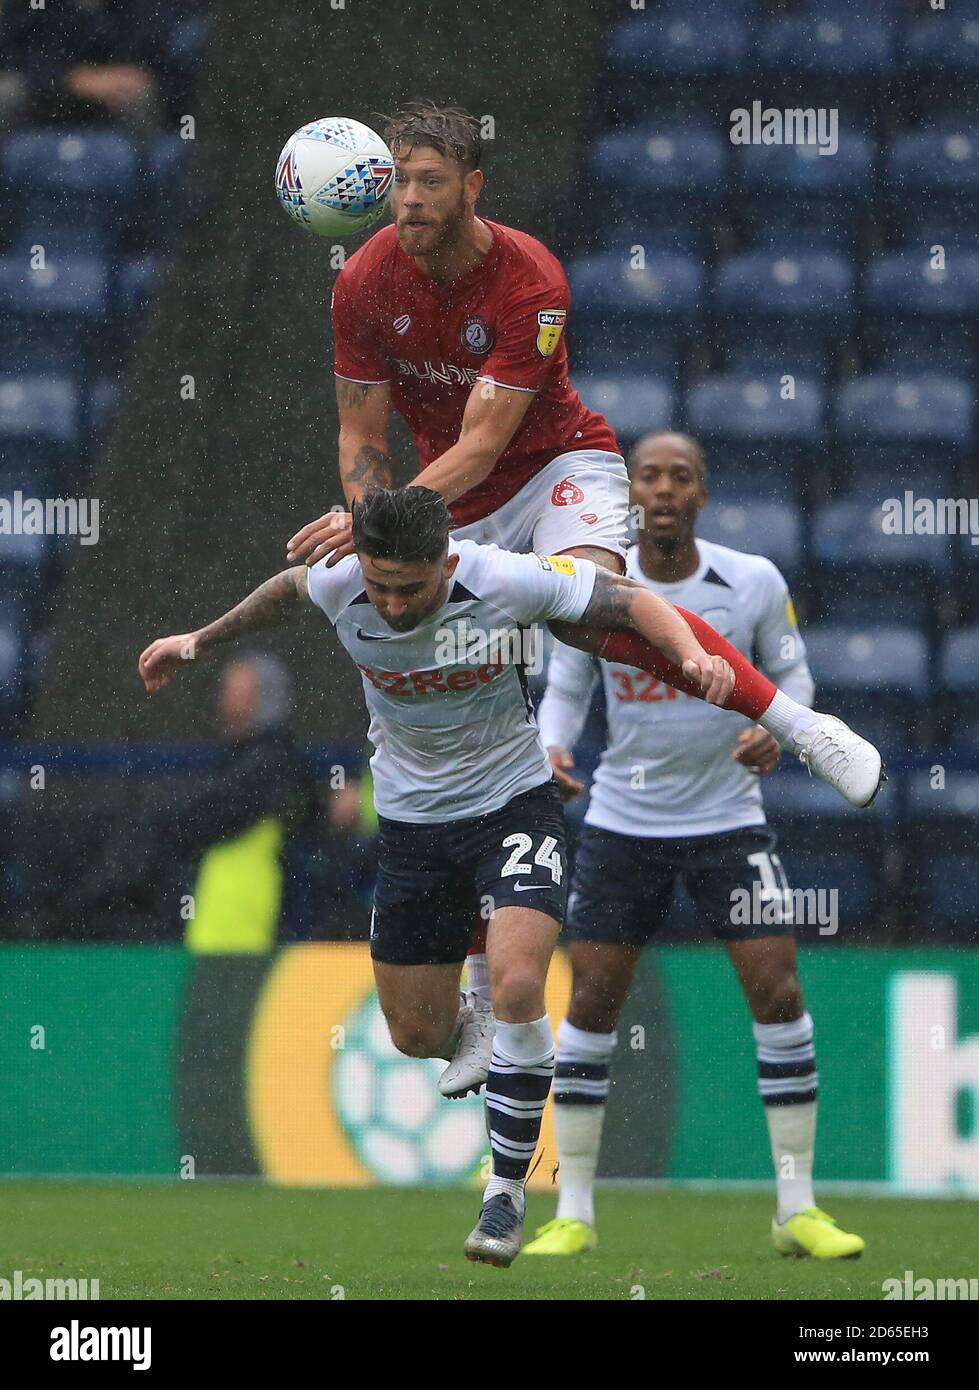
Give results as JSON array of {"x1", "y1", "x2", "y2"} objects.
[
  {"x1": 141, "y1": 488, "x2": 873, "y2": 1267},
  {"x1": 285, "y1": 102, "x2": 885, "y2": 1099},
  {"x1": 526, "y1": 432, "x2": 865, "y2": 1261}
]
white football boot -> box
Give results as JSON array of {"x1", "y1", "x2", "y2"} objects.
[
  {"x1": 791, "y1": 714, "x2": 885, "y2": 808},
  {"x1": 439, "y1": 991, "x2": 496, "y2": 1099}
]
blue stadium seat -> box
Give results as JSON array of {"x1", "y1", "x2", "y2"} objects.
[
  {"x1": 812, "y1": 500, "x2": 954, "y2": 578},
  {"x1": 905, "y1": 771, "x2": 979, "y2": 935},
  {"x1": 863, "y1": 252, "x2": 979, "y2": 373},
  {"x1": 835, "y1": 376, "x2": 973, "y2": 468},
  {"x1": 714, "y1": 250, "x2": 853, "y2": 374},
  {"x1": 567, "y1": 251, "x2": 702, "y2": 375},
  {"x1": 887, "y1": 126, "x2": 979, "y2": 230},
  {"x1": 607, "y1": 12, "x2": 750, "y2": 79},
  {"x1": 573, "y1": 375, "x2": 672, "y2": 445},
  {"x1": 685, "y1": 375, "x2": 823, "y2": 499},
  {"x1": 8, "y1": 219, "x2": 117, "y2": 261},
  {"x1": 734, "y1": 130, "x2": 874, "y2": 244},
  {"x1": 695, "y1": 501, "x2": 802, "y2": 578},
  {"x1": 0, "y1": 601, "x2": 24, "y2": 719},
  {"x1": 940, "y1": 627, "x2": 979, "y2": 693},
  {"x1": 811, "y1": 499, "x2": 951, "y2": 626},
  {"x1": 89, "y1": 378, "x2": 119, "y2": 439},
  {"x1": 0, "y1": 375, "x2": 79, "y2": 450},
  {"x1": 0, "y1": 254, "x2": 109, "y2": 351},
  {"x1": 803, "y1": 624, "x2": 929, "y2": 697},
  {"x1": 801, "y1": 623, "x2": 928, "y2": 755},
  {"x1": 1, "y1": 128, "x2": 138, "y2": 246},
  {"x1": 1, "y1": 128, "x2": 137, "y2": 198},
  {"x1": 755, "y1": 15, "x2": 895, "y2": 79},
  {"x1": 117, "y1": 256, "x2": 160, "y2": 319},
  {"x1": 588, "y1": 124, "x2": 727, "y2": 228},
  {"x1": 904, "y1": 6, "x2": 979, "y2": 113},
  {"x1": 0, "y1": 470, "x2": 51, "y2": 578}
]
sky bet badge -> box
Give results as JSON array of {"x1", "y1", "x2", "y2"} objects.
[{"x1": 536, "y1": 308, "x2": 566, "y2": 356}]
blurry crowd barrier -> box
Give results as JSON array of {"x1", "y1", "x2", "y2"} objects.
[{"x1": 2, "y1": 941, "x2": 977, "y2": 1192}]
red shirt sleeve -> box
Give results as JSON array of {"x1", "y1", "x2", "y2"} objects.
[
  {"x1": 331, "y1": 266, "x2": 390, "y2": 383},
  {"x1": 477, "y1": 274, "x2": 570, "y2": 393}
]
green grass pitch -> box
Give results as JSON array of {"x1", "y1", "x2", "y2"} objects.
[{"x1": 1, "y1": 1182, "x2": 974, "y2": 1301}]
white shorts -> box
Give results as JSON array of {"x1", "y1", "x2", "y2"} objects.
[{"x1": 451, "y1": 450, "x2": 630, "y2": 564}]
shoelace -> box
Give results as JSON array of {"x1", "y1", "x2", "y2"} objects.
[
  {"x1": 798, "y1": 727, "x2": 849, "y2": 779},
  {"x1": 459, "y1": 1009, "x2": 495, "y2": 1054},
  {"x1": 480, "y1": 1195, "x2": 519, "y2": 1239}
]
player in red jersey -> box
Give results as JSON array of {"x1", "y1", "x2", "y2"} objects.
[{"x1": 286, "y1": 102, "x2": 883, "y2": 1100}]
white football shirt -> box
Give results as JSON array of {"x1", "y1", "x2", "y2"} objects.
[
  {"x1": 307, "y1": 539, "x2": 597, "y2": 823},
  {"x1": 536, "y1": 539, "x2": 815, "y2": 837}
]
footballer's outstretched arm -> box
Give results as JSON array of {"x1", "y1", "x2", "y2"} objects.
[
  {"x1": 570, "y1": 568, "x2": 735, "y2": 706},
  {"x1": 138, "y1": 567, "x2": 310, "y2": 693},
  {"x1": 409, "y1": 379, "x2": 536, "y2": 504}
]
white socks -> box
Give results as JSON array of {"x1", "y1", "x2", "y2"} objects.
[
  {"x1": 484, "y1": 1016, "x2": 555, "y2": 1216},
  {"x1": 466, "y1": 952, "x2": 491, "y2": 1004},
  {"x1": 754, "y1": 1013, "x2": 819, "y2": 1223},
  {"x1": 759, "y1": 690, "x2": 819, "y2": 748},
  {"x1": 553, "y1": 1020, "x2": 617, "y2": 1229}
]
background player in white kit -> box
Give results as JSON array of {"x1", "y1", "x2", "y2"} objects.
[{"x1": 523, "y1": 433, "x2": 867, "y2": 1262}]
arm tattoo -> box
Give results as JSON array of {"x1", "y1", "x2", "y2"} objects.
[
  {"x1": 195, "y1": 569, "x2": 307, "y2": 652},
  {"x1": 335, "y1": 378, "x2": 372, "y2": 409},
  {"x1": 343, "y1": 444, "x2": 392, "y2": 490},
  {"x1": 579, "y1": 569, "x2": 642, "y2": 631}
]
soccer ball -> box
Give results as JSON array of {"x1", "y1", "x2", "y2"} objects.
[
  {"x1": 333, "y1": 992, "x2": 486, "y2": 1185},
  {"x1": 274, "y1": 117, "x2": 394, "y2": 238}
]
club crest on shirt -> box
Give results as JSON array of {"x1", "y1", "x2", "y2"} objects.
[
  {"x1": 551, "y1": 477, "x2": 585, "y2": 507},
  {"x1": 536, "y1": 308, "x2": 566, "y2": 356},
  {"x1": 461, "y1": 315, "x2": 494, "y2": 354}
]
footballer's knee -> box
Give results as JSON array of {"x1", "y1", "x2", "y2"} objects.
[
  {"x1": 493, "y1": 965, "x2": 546, "y2": 1022},
  {"x1": 567, "y1": 980, "x2": 624, "y2": 1035},
  {"x1": 384, "y1": 1011, "x2": 451, "y2": 1059},
  {"x1": 750, "y1": 971, "x2": 804, "y2": 1025}
]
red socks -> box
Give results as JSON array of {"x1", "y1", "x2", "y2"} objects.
[{"x1": 596, "y1": 607, "x2": 777, "y2": 721}]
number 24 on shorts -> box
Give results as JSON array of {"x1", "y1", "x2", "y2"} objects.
[{"x1": 500, "y1": 833, "x2": 563, "y2": 884}]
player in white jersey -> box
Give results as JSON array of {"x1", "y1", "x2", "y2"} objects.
[
  {"x1": 138, "y1": 486, "x2": 742, "y2": 1267},
  {"x1": 523, "y1": 433, "x2": 866, "y2": 1262},
  {"x1": 140, "y1": 485, "x2": 875, "y2": 1265}
]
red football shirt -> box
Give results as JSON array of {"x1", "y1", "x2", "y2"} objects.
[{"x1": 331, "y1": 219, "x2": 619, "y2": 526}]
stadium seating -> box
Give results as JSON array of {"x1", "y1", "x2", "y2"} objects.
[
  {"x1": 863, "y1": 251, "x2": 979, "y2": 373},
  {"x1": 887, "y1": 125, "x2": 979, "y2": 234},
  {"x1": 713, "y1": 249, "x2": 854, "y2": 376},
  {"x1": 573, "y1": 374, "x2": 673, "y2": 446},
  {"x1": 810, "y1": 499, "x2": 953, "y2": 626},
  {"x1": 566, "y1": 250, "x2": 703, "y2": 377},
  {"x1": 799, "y1": 624, "x2": 929, "y2": 757},
  {"x1": 905, "y1": 771, "x2": 979, "y2": 935},
  {"x1": 696, "y1": 501, "x2": 802, "y2": 581},
  {"x1": 685, "y1": 375, "x2": 824, "y2": 500},
  {"x1": 733, "y1": 129, "x2": 875, "y2": 248}
]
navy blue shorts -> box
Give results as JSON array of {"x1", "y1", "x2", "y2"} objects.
[
  {"x1": 371, "y1": 779, "x2": 568, "y2": 966},
  {"x1": 565, "y1": 824, "x2": 795, "y2": 945}
]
